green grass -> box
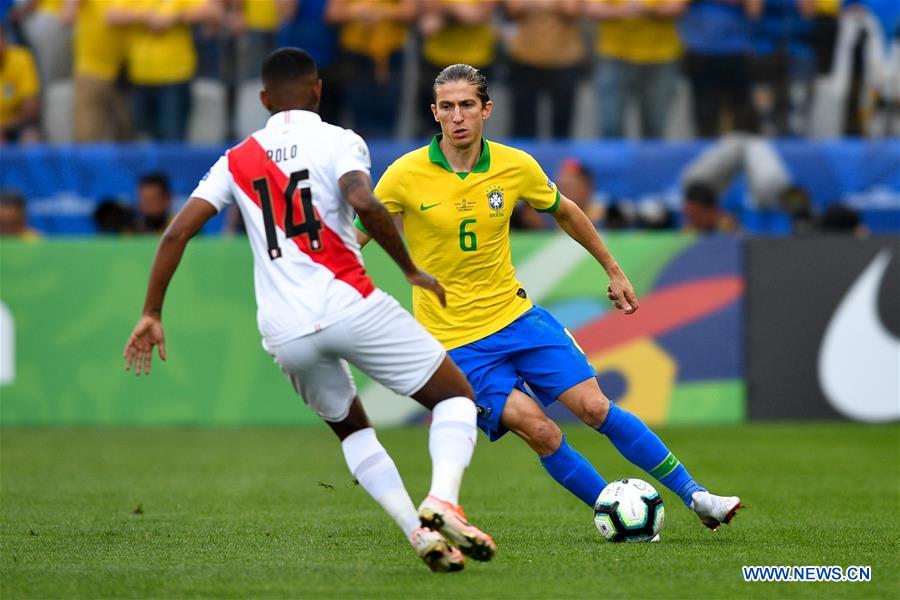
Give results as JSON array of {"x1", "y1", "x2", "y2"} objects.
[{"x1": 1, "y1": 423, "x2": 898, "y2": 598}]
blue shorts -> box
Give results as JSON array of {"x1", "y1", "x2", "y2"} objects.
[{"x1": 447, "y1": 305, "x2": 596, "y2": 441}]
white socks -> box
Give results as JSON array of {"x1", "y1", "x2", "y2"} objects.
[
  {"x1": 427, "y1": 396, "x2": 478, "y2": 506},
  {"x1": 341, "y1": 427, "x2": 420, "y2": 540},
  {"x1": 339, "y1": 397, "x2": 477, "y2": 540}
]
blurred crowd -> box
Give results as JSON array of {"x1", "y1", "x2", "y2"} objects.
[
  {"x1": 1, "y1": 0, "x2": 898, "y2": 144},
  {"x1": 0, "y1": 170, "x2": 176, "y2": 236},
  {"x1": 508, "y1": 134, "x2": 873, "y2": 235},
  {"x1": 0, "y1": 136, "x2": 873, "y2": 239}
]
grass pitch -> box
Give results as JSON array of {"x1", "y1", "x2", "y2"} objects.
[{"x1": 1, "y1": 423, "x2": 898, "y2": 598}]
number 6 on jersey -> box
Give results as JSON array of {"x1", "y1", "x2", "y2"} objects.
[
  {"x1": 459, "y1": 219, "x2": 477, "y2": 252},
  {"x1": 252, "y1": 169, "x2": 323, "y2": 260}
]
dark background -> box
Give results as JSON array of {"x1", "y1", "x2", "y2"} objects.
[{"x1": 746, "y1": 236, "x2": 900, "y2": 420}]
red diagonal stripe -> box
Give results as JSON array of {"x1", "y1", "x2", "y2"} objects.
[{"x1": 228, "y1": 137, "x2": 374, "y2": 297}]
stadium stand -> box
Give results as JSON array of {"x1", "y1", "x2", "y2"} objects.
[{"x1": 0, "y1": 0, "x2": 896, "y2": 236}]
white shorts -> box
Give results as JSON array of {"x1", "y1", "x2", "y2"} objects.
[{"x1": 267, "y1": 291, "x2": 446, "y2": 422}]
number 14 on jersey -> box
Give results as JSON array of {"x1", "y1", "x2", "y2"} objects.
[{"x1": 252, "y1": 170, "x2": 323, "y2": 260}]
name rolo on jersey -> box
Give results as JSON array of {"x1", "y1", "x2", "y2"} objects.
[{"x1": 191, "y1": 110, "x2": 377, "y2": 348}]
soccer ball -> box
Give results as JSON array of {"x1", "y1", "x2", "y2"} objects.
[{"x1": 593, "y1": 478, "x2": 665, "y2": 543}]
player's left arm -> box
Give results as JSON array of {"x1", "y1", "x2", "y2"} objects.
[
  {"x1": 354, "y1": 159, "x2": 406, "y2": 249},
  {"x1": 356, "y1": 214, "x2": 403, "y2": 248},
  {"x1": 551, "y1": 195, "x2": 639, "y2": 314},
  {"x1": 124, "y1": 199, "x2": 218, "y2": 376},
  {"x1": 341, "y1": 171, "x2": 445, "y2": 306}
]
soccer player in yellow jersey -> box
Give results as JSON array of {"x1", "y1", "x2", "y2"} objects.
[{"x1": 357, "y1": 64, "x2": 742, "y2": 533}]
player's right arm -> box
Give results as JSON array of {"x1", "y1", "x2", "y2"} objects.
[
  {"x1": 125, "y1": 152, "x2": 232, "y2": 376},
  {"x1": 339, "y1": 170, "x2": 446, "y2": 307},
  {"x1": 124, "y1": 199, "x2": 218, "y2": 376}
]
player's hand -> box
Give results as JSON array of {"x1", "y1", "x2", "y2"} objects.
[
  {"x1": 607, "y1": 273, "x2": 639, "y2": 314},
  {"x1": 407, "y1": 269, "x2": 447, "y2": 308},
  {"x1": 123, "y1": 315, "x2": 167, "y2": 376}
]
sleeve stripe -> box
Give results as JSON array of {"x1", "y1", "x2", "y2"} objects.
[
  {"x1": 354, "y1": 215, "x2": 370, "y2": 236},
  {"x1": 536, "y1": 189, "x2": 561, "y2": 213}
]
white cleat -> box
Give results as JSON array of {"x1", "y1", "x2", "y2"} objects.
[
  {"x1": 410, "y1": 527, "x2": 465, "y2": 573},
  {"x1": 691, "y1": 491, "x2": 742, "y2": 531},
  {"x1": 418, "y1": 495, "x2": 497, "y2": 562},
  {"x1": 650, "y1": 534, "x2": 661, "y2": 543}
]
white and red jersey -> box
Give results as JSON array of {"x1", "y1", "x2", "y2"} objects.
[{"x1": 190, "y1": 109, "x2": 378, "y2": 347}]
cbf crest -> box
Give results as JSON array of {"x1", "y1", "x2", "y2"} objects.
[{"x1": 486, "y1": 185, "x2": 504, "y2": 216}]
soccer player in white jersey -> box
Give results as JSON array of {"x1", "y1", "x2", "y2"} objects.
[{"x1": 122, "y1": 48, "x2": 495, "y2": 573}]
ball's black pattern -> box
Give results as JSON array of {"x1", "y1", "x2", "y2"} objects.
[{"x1": 594, "y1": 494, "x2": 663, "y2": 543}]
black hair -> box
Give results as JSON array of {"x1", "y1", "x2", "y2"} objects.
[
  {"x1": 0, "y1": 189, "x2": 25, "y2": 209},
  {"x1": 683, "y1": 182, "x2": 718, "y2": 208},
  {"x1": 433, "y1": 64, "x2": 490, "y2": 105},
  {"x1": 604, "y1": 202, "x2": 630, "y2": 230},
  {"x1": 138, "y1": 172, "x2": 171, "y2": 196},
  {"x1": 94, "y1": 198, "x2": 137, "y2": 234},
  {"x1": 262, "y1": 47, "x2": 318, "y2": 86},
  {"x1": 820, "y1": 204, "x2": 861, "y2": 232}
]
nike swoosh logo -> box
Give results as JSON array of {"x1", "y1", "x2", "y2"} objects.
[
  {"x1": 420, "y1": 202, "x2": 441, "y2": 211},
  {"x1": 818, "y1": 249, "x2": 900, "y2": 421}
]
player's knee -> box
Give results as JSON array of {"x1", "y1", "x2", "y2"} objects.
[
  {"x1": 578, "y1": 395, "x2": 611, "y2": 429},
  {"x1": 326, "y1": 400, "x2": 372, "y2": 440},
  {"x1": 525, "y1": 417, "x2": 562, "y2": 456}
]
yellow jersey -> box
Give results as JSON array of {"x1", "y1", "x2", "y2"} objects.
[
  {"x1": 338, "y1": 0, "x2": 409, "y2": 65},
  {"x1": 74, "y1": 0, "x2": 130, "y2": 80},
  {"x1": 422, "y1": 0, "x2": 495, "y2": 68},
  {"x1": 37, "y1": 0, "x2": 64, "y2": 14},
  {"x1": 362, "y1": 135, "x2": 559, "y2": 349},
  {"x1": 127, "y1": 0, "x2": 205, "y2": 85},
  {"x1": 0, "y1": 45, "x2": 40, "y2": 127},
  {"x1": 243, "y1": 0, "x2": 279, "y2": 31},
  {"x1": 594, "y1": 0, "x2": 682, "y2": 63},
  {"x1": 813, "y1": 0, "x2": 840, "y2": 15}
]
